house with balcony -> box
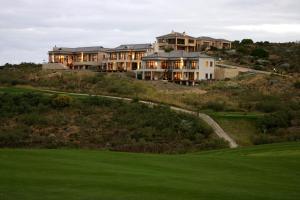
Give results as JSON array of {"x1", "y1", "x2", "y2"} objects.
[
  {"x1": 136, "y1": 51, "x2": 215, "y2": 86},
  {"x1": 45, "y1": 46, "x2": 109, "y2": 70},
  {"x1": 103, "y1": 44, "x2": 154, "y2": 72},
  {"x1": 156, "y1": 31, "x2": 197, "y2": 52},
  {"x1": 196, "y1": 37, "x2": 232, "y2": 50}
]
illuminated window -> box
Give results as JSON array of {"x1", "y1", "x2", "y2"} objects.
[{"x1": 205, "y1": 61, "x2": 209, "y2": 67}]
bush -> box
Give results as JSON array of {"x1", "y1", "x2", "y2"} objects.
[
  {"x1": 255, "y1": 100, "x2": 282, "y2": 113},
  {"x1": 257, "y1": 111, "x2": 291, "y2": 133},
  {"x1": 203, "y1": 101, "x2": 225, "y2": 111},
  {"x1": 251, "y1": 48, "x2": 269, "y2": 58},
  {"x1": 294, "y1": 81, "x2": 300, "y2": 89},
  {"x1": 20, "y1": 113, "x2": 48, "y2": 126},
  {"x1": 241, "y1": 39, "x2": 254, "y2": 45},
  {"x1": 51, "y1": 95, "x2": 73, "y2": 108}
]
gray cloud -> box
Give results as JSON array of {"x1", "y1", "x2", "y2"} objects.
[{"x1": 0, "y1": 0, "x2": 299, "y2": 64}]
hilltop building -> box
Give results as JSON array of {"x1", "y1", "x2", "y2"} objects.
[
  {"x1": 103, "y1": 44, "x2": 153, "y2": 71},
  {"x1": 136, "y1": 51, "x2": 215, "y2": 85},
  {"x1": 156, "y1": 31, "x2": 197, "y2": 52},
  {"x1": 196, "y1": 36, "x2": 232, "y2": 50},
  {"x1": 43, "y1": 31, "x2": 235, "y2": 83},
  {"x1": 46, "y1": 46, "x2": 108, "y2": 70}
]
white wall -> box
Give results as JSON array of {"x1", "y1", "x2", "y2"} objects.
[{"x1": 198, "y1": 58, "x2": 215, "y2": 80}]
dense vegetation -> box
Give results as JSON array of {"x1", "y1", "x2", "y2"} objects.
[
  {"x1": 0, "y1": 143, "x2": 299, "y2": 200},
  {"x1": 0, "y1": 63, "x2": 299, "y2": 147},
  {"x1": 0, "y1": 91, "x2": 226, "y2": 153},
  {"x1": 211, "y1": 40, "x2": 300, "y2": 73}
]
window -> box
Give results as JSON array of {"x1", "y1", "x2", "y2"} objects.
[
  {"x1": 189, "y1": 39, "x2": 194, "y2": 44},
  {"x1": 161, "y1": 61, "x2": 167, "y2": 69},
  {"x1": 177, "y1": 39, "x2": 185, "y2": 44},
  {"x1": 210, "y1": 74, "x2": 213, "y2": 79},
  {"x1": 174, "y1": 61, "x2": 181, "y2": 69},
  {"x1": 205, "y1": 61, "x2": 209, "y2": 67},
  {"x1": 205, "y1": 73, "x2": 208, "y2": 79},
  {"x1": 191, "y1": 61, "x2": 197, "y2": 69},
  {"x1": 146, "y1": 61, "x2": 156, "y2": 69},
  {"x1": 210, "y1": 61, "x2": 213, "y2": 67}
]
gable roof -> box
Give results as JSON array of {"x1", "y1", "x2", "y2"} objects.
[
  {"x1": 107, "y1": 43, "x2": 153, "y2": 52},
  {"x1": 157, "y1": 32, "x2": 195, "y2": 39},
  {"x1": 50, "y1": 46, "x2": 110, "y2": 54}
]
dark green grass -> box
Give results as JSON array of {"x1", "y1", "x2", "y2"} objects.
[{"x1": 0, "y1": 143, "x2": 299, "y2": 200}]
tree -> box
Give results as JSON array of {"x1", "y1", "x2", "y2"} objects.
[
  {"x1": 232, "y1": 40, "x2": 240, "y2": 48},
  {"x1": 251, "y1": 48, "x2": 269, "y2": 58},
  {"x1": 241, "y1": 39, "x2": 254, "y2": 45}
]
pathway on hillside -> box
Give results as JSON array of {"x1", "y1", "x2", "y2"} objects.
[
  {"x1": 216, "y1": 63, "x2": 291, "y2": 78},
  {"x1": 32, "y1": 88, "x2": 239, "y2": 148}
]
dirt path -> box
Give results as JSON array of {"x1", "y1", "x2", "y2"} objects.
[{"x1": 32, "y1": 88, "x2": 239, "y2": 148}]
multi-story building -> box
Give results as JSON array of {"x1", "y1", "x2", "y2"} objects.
[
  {"x1": 196, "y1": 37, "x2": 232, "y2": 50},
  {"x1": 46, "y1": 46, "x2": 108, "y2": 70},
  {"x1": 156, "y1": 31, "x2": 197, "y2": 52},
  {"x1": 136, "y1": 51, "x2": 215, "y2": 85},
  {"x1": 104, "y1": 44, "x2": 154, "y2": 71}
]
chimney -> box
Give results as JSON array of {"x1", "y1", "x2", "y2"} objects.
[{"x1": 183, "y1": 31, "x2": 186, "y2": 36}]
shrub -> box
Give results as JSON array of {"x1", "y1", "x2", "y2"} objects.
[
  {"x1": 20, "y1": 113, "x2": 48, "y2": 126},
  {"x1": 255, "y1": 100, "x2": 282, "y2": 113},
  {"x1": 294, "y1": 81, "x2": 300, "y2": 89},
  {"x1": 51, "y1": 95, "x2": 73, "y2": 108},
  {"x1": 203, "y1": 101, "x2": 226, "y2": 111},
  {"x1": 251, "y1": 48, "x2": 269, "y2": 58},
  {"x1": 257, "y1": 111, "x2": 291, "y2": 133},
  {"x1": 241, "y1": 39, "x2": 254, "y2": 45}
]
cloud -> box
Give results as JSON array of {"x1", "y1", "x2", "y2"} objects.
[
  {"x1": 226, "y1": 24, "x2": 300, "y2": 34},
  {"x1": 0, "y1": 0, "x2": 299, "y2": 64}
]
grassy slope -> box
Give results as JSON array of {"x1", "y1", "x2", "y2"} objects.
[
  {"x1": 208, "y1": 112, "x2": 262, "y2": 146},
  {"x1": 0, "y1": 143, "x2": 299, "y2": 200}
]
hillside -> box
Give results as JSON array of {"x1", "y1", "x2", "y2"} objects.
[
  {"x1": 0, "y1": 64, "x2": 299, "y2": 147},
  {"x1": 0, "y1": 89, "x2": 227, "y2": 153},
  {"x1": 209, "y1": 41, "x2": 300, "y2": 73},
  {"x1": 0, "y1": 143, "x2": 299, "y2": 200}
]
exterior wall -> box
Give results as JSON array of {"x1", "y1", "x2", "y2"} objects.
[
  {"x1": 198, "y1": 58, "x2": 215, "y2": 80},
  {"x1": 157, "y1": 36, "x2": 196, "y2": 52},
  {"x1": 214, "y1": 66, "x2": 239, "y2": 80},
  {"x1": 196, "y1": 39, "x2": 231, "y2": 50},
  {"x1": 105, "y1": 49, "x2": 153, "y2": 71},
  {"x1": 137, "y1": 57, "x2": 215, "y2": 83},
  {"x1": 48, "y1": 51, "x2": 107, "y2": 70}
]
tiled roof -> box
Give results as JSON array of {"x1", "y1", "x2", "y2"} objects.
[
  {"x1": 111, "y1": 43, "x2": 153, "y2": 51},
  {"x1": 143, "y1": 50, "x2": 212, "y2": 60},
  {"x1": 157, "y1": 32, "x2": 195, "y2": 39},
  {"x1": 51, "y1": 46, "x2": 110, "y2": 53}
]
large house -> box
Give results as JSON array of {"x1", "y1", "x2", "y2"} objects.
[
  {"x1": 47, "y1": 46, "x2": 108, "y2": 70},
  {"x1": 44, "y1": 31, "x2": 235, "y2": 82},
  {"x1": 103, "y1": 44, "x2": 153, "y2": 71},
  {"x1": 156, "y1": 31, "x2": 232, "y2": 52},
  {"x1": 196, "y1": 36, "x2": 232, "y2": 50},
  {"x1": 156, "y1": 31, "x2": 197, "y2": 52},
  {"x1": 136, "y1": 51, "x2": 215, "y2": 85}
]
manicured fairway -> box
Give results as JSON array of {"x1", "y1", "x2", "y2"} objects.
[{"x1": 0, "y1": 143, "x2": 299, "y2": 200}]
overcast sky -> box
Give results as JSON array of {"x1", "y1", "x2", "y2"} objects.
[{"x1": 0, "y1": 0, "x2": 299, "y2": 64}]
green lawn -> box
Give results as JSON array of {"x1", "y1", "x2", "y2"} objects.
[
  {"x1": 208, "y1": 112, "x2": 262, "y2": 146},
  {"x1": 0, "y1": 143, "x2": 299, "y2": 200}
]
